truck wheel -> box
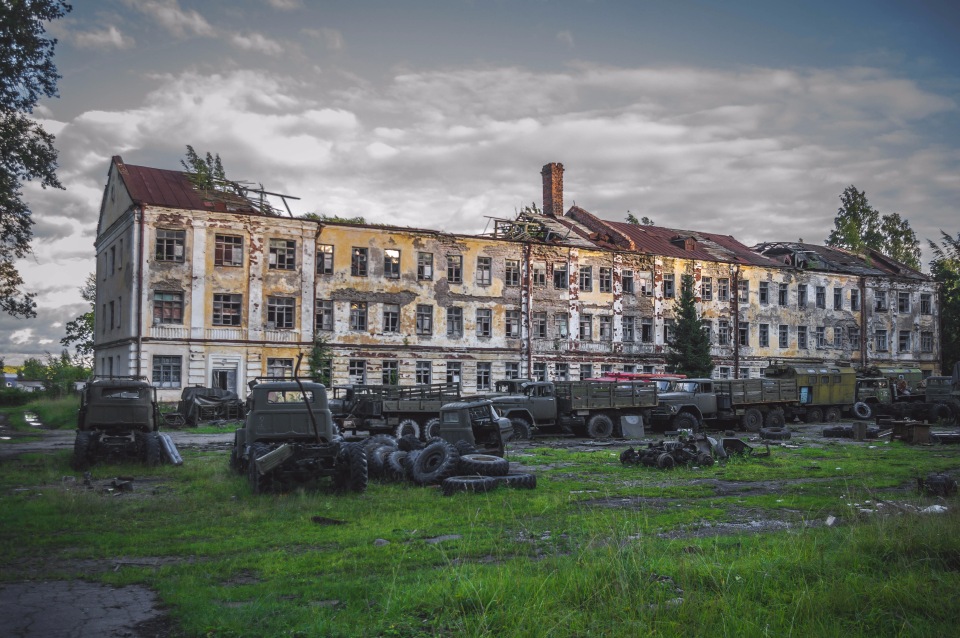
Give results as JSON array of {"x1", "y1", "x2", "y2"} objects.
[
  {"x1": 367, "y1": 445, "x2": 393, "y2": 479},
  {"x1": 656, "y1": 453, "x2": 676, "y2": 469},
  {"x1": 674, "y1": 412, "x2": 699, "y2": 433},
  {"x1": 853, "y1": 402, "x2": 872, "y2": 419},
  {"x1": 340, "y1": 443, "x2": 369, "y2": 493},
  {"x1": 586, "y1": 414, "x2": 615, "y2": 439},
  {"x1": 423, "y1": 418, "x2": 441, "y2": 439},
  {"x1": 410, "y1": 440, "x2": 459, "y2": 485},
  {"x1": 764, "y1": 409, "x2": 785, "y2": 428},
  {"x1": 696, "y1": 453, "x2": 714, "y2": 467},
  {"x1": 824, "y1": 407, "x2": 841, "y2": 423},
  {"x1": 805, "y1": 408, "x2": 823, "y2": 424},
  {"x1": 248, "y1": 443, "x2": 271, "y2": 494},
  {"x1": 395, "y1": 419, "x2": 421, "y2": 439},
  {"x1": 454, "y1": 439, "x2": 478, "y2": 456},
  {"x1": 441, "y1": 475, "x2": 498, "y2": 496},
  {"x1": 385, "y1": 450, "x2": 408, "y2": 482},
  {"x1": 71, "y1": 431, "x2": 93, "y2": 470},
  {"x1": 741, "y1": 408, "x2": 763, "y2": 433},
  {"x1": 229, "y1": 448, "x2": 242, "y2": 473},
  {"x1": 397, "y1": 434, "x2": 424, "y2": 452},
  {"x1": 458, "y1": 453, "x2": 510, "y2": 477},
  {"x1": 144, "y1": 433, "x2": 162, "y2": 467},
  {"x1": 509, "y1": 417, "x2": 532, "y2": 441},
  {"x1": 931, "y1": 403, "x2": 953, "y2": 423}
]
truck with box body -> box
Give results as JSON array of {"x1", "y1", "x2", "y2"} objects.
[
  {"x1": 763, "y1": 364, "x2": 857, "y2": 423},
  {"x1": 328, "y1": 382, "x2": 462, "y2": 439},
  {"x1": 483, "y1": 379, "x2": 657, "y2": 439}
]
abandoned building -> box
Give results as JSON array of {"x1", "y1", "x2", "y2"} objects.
[{"x1": 92, "y1": 157, "x2": 941, "y2": 401}]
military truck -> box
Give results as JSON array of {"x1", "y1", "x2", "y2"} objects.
[
  {"x1": 651, "y1": 377, "x2": 798, "y2": 433},
  {"x1": 72, "y1": 376, "x2": 165, "y2": 470},
  {"x1": 435, "y1": 399, "x2": 514, "y2": 456},
  {"x1": 230, "y1": 378, "x2": 368, "y2": 494},
  {"x1": 329, "y1": 382, "x2": 462, "y2": 439},
  {"x1": 484, "y1": 379, "x2": 657, "y2": 439},
  {"x1": 924, "y1": 374, "x2": 960, "y2": 424},
  {"x1": 763, "y1": 364, "x2": 857, "y2": 423}
]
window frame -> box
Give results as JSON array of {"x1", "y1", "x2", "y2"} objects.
[
  {"x1": 268, "y1": 238, "x2": 297, "y2": 270},
  {"x1": 214, "y1": 234, "x2": 243, "y2": 267}
]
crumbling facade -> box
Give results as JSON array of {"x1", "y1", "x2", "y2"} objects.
[{"x1": 93, "y1": 157, "x2": 940, "y2": 401}]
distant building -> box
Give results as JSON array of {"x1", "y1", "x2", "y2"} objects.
[{"x1": 92, "y1": 156, "x2": 940, "y2": 401}]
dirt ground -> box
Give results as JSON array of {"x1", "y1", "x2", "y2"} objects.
[{"x1": 0, "y1": 413, "x2": 954, "y2": 637}]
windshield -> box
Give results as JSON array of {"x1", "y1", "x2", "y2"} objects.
[
  {"x1": 656, "y1": 380, "x2": 675, "y2": 392},
  {"x1": 674, "y1": 382, "x2": 699, "y2": 393}
]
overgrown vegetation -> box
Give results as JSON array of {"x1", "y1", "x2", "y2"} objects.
[{"x1": 1, "y1": 420, "x2": 958, "y2": 637}]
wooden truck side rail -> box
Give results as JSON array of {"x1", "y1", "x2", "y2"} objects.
[{"x1": 555, "y1": 380, "x2": 658, "y2": 410}]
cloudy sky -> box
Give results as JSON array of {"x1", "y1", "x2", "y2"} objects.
[{"x1": 4, "y1": 0, "x2": 959, "y2": 365}]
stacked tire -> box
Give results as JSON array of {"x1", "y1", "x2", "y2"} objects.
[{"x1": 442, "y1": 452, "x2": 536, "y2": 496}]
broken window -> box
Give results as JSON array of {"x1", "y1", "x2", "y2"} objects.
[
  {"x1": 415, "y1": 361, "x2": 431, "y2": 384},
  {"x1": 215, "y1": 234, "x2": 243, "y2": 267},
  {"x1": 848, "y1": 326, "x2": 861, "y2": 348},
  {"x1": 384, "y1": 249, "x2": 400, "y2": 279},
  {"x1": 759, "y1": 323, "x2": 769, "y2": 347},
  {"x1": 816, "y1": 286, "x2": 826, "y2": 309},
  {"x1": 155, "y1": 229, "x2": 185, "y2": 262},
  {"x1": 351, "y1": 247, "x2": 368, "y2": 276},
  {"x1": 816, "y1": 326, "x2": 826, "y2": 348},
  {"x1": 738, "y1": 280, "x2": 749, "y2": 303},
  {"x1": 599, "y1": 315, "x2": 612, "y2": 341},
  {"x1": 622, "y1": 269, "x2": 634, "y2": 294},
  {"x1": 447, "y1": 255, "x2": 462, "y2": 283},
  {"x1": 382, "y1": 360, "x2": 399, "y2": 385},
  {"x1": 476, "y1": 363, "x2": 492, "y2": 390},
  {"x1": 266, "y1": 297, "x2": 295, "y2": 329},
  {"x1": 579, "y1": 266, "x2": 593, "y2": 292},
  {"x1": 315, "y1": 299, "x2": 333, "y2": 331},
  {"x1": 702, "y1": 276, "x2": 713, "y2": 301},
  {"x1": 921, "y1": 331, "x2": 933, "y2": 352},
  {"x1": 476, "y1": 256, "x2": 492, "y2": 285},
  {"x1": 579, "y1": 314, "x2": 593, "y2": 341},
  {"x1": 739, "y1": 322, "x2": 749, "y2": 346},
  {"x1": 718, "y1": 278, "x2": 730, "y2": 302},
  {"x1": 349, "y1": 301, "x2": 367, "y2": 331},
  {"x1": 798, "y1": 326, "x2": 808, "y2": 349},
  {"x1": 797, "y1": 284, "x2": 807, "y2": 308},
  {"x1": 580, "y1": 364, "x2": 593, "y2": 380},
  {"x1": 778, "y1": 283, "x2": 788, "y2": 306},
  {"x1": 898, "y1": 330, "x2": 911, "y2": 352},
  {"x1": 532, "y1": 312, "x2": 547, "y2": 338},
  {"x1": 778, "y1": 324, "x2": 788, "y2": 348},
  {"x1": 874, "y1": 290, "x2": 888, "y2": 312},
  {"x1": 920, "y1": 293, "x2": 932, "y2": 314},
  {"x1": 476, "y1": 308, "x2": 492, "y2": 337},
  {"x1": 533, "y1": 362, "x2": 547, "y2": 382},
  {"x1": 212, "y1": 293, "x2": 242, "y2": 326},
  {"x1": 718, "y1": 319, "x2": 730, "y2": 346},
  {"x1": 897, "y1": 291, "x2": 911, "y2": 313},
  {"x1": 416, "y1": 304, "x2": 433, "y2": 335},
  {"x1": 875, "y1": 329, "x2": 888, "y2": 351},
  {"x1": 505, "y1": 362, "x2": 520, "y2": 379},
  {"x1": 553, "y1": 262, "x2": 567, "y2": 289},
  {"x1": 599, "y1": 267, "x2": 612, "y2": 293},
  {"x1": 267, "y1": 358, "x2": 293, "y2": 378},
  {"x1": 506, "y1": 310, "x2": 521, "y2": 338},
  {"x1": 269, "y1": 239, "x2": 296, "y2": 270},
  {"x1": 317, "y1": 244, "x2": 334, "y2": 275},
  {"x1": 850, "y1": 289, "x2": 861, "y2": 311},
  {"x1": 622, "y1": 316, "x2": 636, "y2": 342},
  {"x1": 663, "y1": 273, "x2": 675, "y2": 298},
  {"x1": 348, "y1": 359, "x2": 367, "y2": 384},
  {"x1": 759, "y1": 281, "x2": 769, "y2": 305},
  {"x1": 417, "y1": 252, "x2": 433, "y2": 280},
  {"x1": 532, "y1": 263, "x2": 546, "y2": 287},
  {"x1": 664, "y1": 318, "x2": 676, "y2": 344},
  {"x1": 555, "y1": 363, "x2": 569, "y2": 381},
  {"x1": 383, "y1": 303, "x2": 400, "y2": 333},
  {"x1": 505, "y1": 259, "x2": 521, "y2": 286},
  {"x1": 641, "y1": 318, "x2": 653, "y2": 343},
  {"x1": 152, "y1": 355, "x2": 182, "y2": 388},
  {"x1": 554, "y1": 313, "x2": 568, "y2": 338},
  {"x1": 446, "y1": 362, "x2": 462, "y2": 385},
  {"x1": 153, "y1": 291, "x2": 183, "y2": 324},
  {"x1": 446, "y1": 307, "x2": 463, "y2": 337},
  {"x1": 834, "y1": 287, "x2": 842, "y2": 310},
  {"x1": 833, "y1": 326, "x2": 843, "y2": 348}
]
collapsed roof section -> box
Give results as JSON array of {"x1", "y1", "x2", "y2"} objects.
[{"x1": 751, "y1": 241, "x2": 929, "y2": 280}]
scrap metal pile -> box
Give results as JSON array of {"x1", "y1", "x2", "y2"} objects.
[{"x1": 619, "y1": 433, "x2": 769, "y2": 469}]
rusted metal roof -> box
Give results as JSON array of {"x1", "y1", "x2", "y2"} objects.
[{"x1": 113, "y1": 156, "x2": 261, "y2": 213}]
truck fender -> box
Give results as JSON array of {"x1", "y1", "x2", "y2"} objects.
[{"x1": 503, "y1": 409, "x2": 535, "y2": 424}]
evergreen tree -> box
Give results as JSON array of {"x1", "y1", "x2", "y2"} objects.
[
  {"x1": 665, "y1": 274, "x2": 713, "y2": 377},
  {"x1": 180, "y1": 145, "x2": 228, "y2": 191},
  {"x1": 307, "y1": 335, "x2": 333, "y2": 385},
  {"x1": 60, "y1": 273, "x2": 95, "y2": 365},
  {"x1": 929, "y1": 230, "x2": 960, "y2": 374}
]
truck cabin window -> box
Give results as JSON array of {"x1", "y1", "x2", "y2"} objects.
[{"x1": 266, "y1": 390, "x2": 313, "y2": 404}]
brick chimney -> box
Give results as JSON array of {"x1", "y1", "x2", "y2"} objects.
[{"x1": 541, "y1": 162, "x2": 564, "y2": 218}]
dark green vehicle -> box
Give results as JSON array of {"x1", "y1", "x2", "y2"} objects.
[
  {"x1": 230, "y1": 379, "x2": 368, "y2": 494},
  {"x1": 435, "y1": 399, "x2": 514, "y2": 457},
  {"x1": 72, "y1": 376, "x2": 164, "y2": 470}
]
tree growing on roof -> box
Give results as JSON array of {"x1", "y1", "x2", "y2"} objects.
[
  {"x1": 665, "y1": 274, "x2": 713, "y2": 377},
  {"x1": 826, "y1": 186, "x2": 921, "y2": 270},
  {"x1": 0, "y1": 0, "x2": 71, "y2": 318},
  {"x1": 181, "y1": 145, "x2": 228, "y2": 191},
  {"x1": 626, "y1": 212, "x2": 655, "y2": 225},
  {"x1": 929, "y1": 230, "x2": 960, "y2": 374}
]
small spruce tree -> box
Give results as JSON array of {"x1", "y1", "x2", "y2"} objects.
[
  {"x1": 665, "y1": 274, "x2": 714, "y2": 377},
  {"x1": 307, "y1": 335, "x2": 333, "y2": 385}
]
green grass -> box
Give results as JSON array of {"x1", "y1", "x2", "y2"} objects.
[
  {"x1": 0, "y1": 395, "x2": 79, "y2": 430},
  {"x1": 1, "y1": 435, "x2": 958, "y2": 637}
]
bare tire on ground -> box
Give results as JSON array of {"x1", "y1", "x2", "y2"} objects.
[
  {"x1": 586, "y1": 413, "x2": 615, "y2": 439},
  {"x1": 741, "y1": 408, "x2": 763, "y2": 433},
  {"x1": 410, "y1": 440, "x2": 460, "y2": 485},
  {"x1": 441, "y1": 475, "x2": 498, "y2": 496},
  {"x1": 673, "y1": 412, "x2": 699, "y2": 433},
  {"x1": 853, "y1": 402, "x2": 872, "y2": 419},
  {"x1": 385, "y1": 450, "x2": 408, "y2": 481},
  {"x1": 493, "y1": 472, "x2": 537, "y2": 489},
  {"x1": 759, "y1": 427, "x2": 791, "y2": 441},
  {"x1": 824, "y1": 407, "x2": 841, "y2": 423},
  {"x1": 764, "y1": 409, "x2": 785, "y2": 428},
  {"x1": 458, "y1": 453, "x2": 509, "y2": 477},
  {"x1": 454, "y1": 439, "x2": 478, "y2": 456},
  {"x1": 509, "y1": 417, "x2": 532, "y2": 440},
  {"x1": 395, "y1": 419, "x2": 420, "y2": 439}
]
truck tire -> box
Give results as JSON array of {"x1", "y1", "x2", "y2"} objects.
[
  {"x1": 338, "y1": 443, "x2": 369, "y2": 493},
  {"x1": 385, "y1": 450, "x2": 408, "y2": 482},
  {"x1": 145, "y1": 433, "x2": 163, "y2": 467},
  {"x1": 824, "y1": 407, "x2": 841, "y2": 423},
  {"x1": 586, "y1": 413, "x2": 615, "y2": 439},
  {"x1": 71, "y1": 431, "x2": 93, "y2": 470},
  {"x1": 741, "y1": 408, "x2": 763, "y2": 433},
  {"x1": 509, "y1": 417, "x2": 532, "y2": 440},
  {"x1": 248, "y1": 443, "x2": 271, "y2": 494},
  {"x1": 760, "y1": 427, "x2": 791, "y2": 441},
  {"x1": 441, "y1": 475, "x2": 498, "y2": 496},
  {"x1": 410, "y1": 440, "x2": 460, "y2": 485},
  {"x1": 853, "y1": 402, "x2": 872, "y2": 419},
  {"x1": 805, "y1": 408, "x2": 823, "y2": 424},
  {"x1": 674, "y1": 412, "x2": 699, "y2": 433},
  {"x1": 364, "y1": 434, "x2": 397, "y2": 456},
  {"x1": 458, "y1": 453, "x2": 510, "y2": 477},
  {"x1": 229, "y1": 448, "x2": 242, "y2": 473},
  {"x1": 454, "y1": 439, "x2": 478, "y2": 456},
  {"x1": 423, "y1": 418, "x2": 441, "y2": 439},
  {"x1": 493, "y1": 472, "x2": 537, "y2": 489},
  {"x1": 397, "y1": 434, "x2": 424, "y2": 452},
  {"x1": 395, "y1": 419, "x2": 421, "y2": 439},
  {"x1": 367, "y1": 445, "x2": 394, "y2": 479},
  {"x1": 764, "y1": 409, "x2": 785, "y2": 428},
  {"x1": 931, "y1": 403, "x2": 952, "y2": 423}
]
